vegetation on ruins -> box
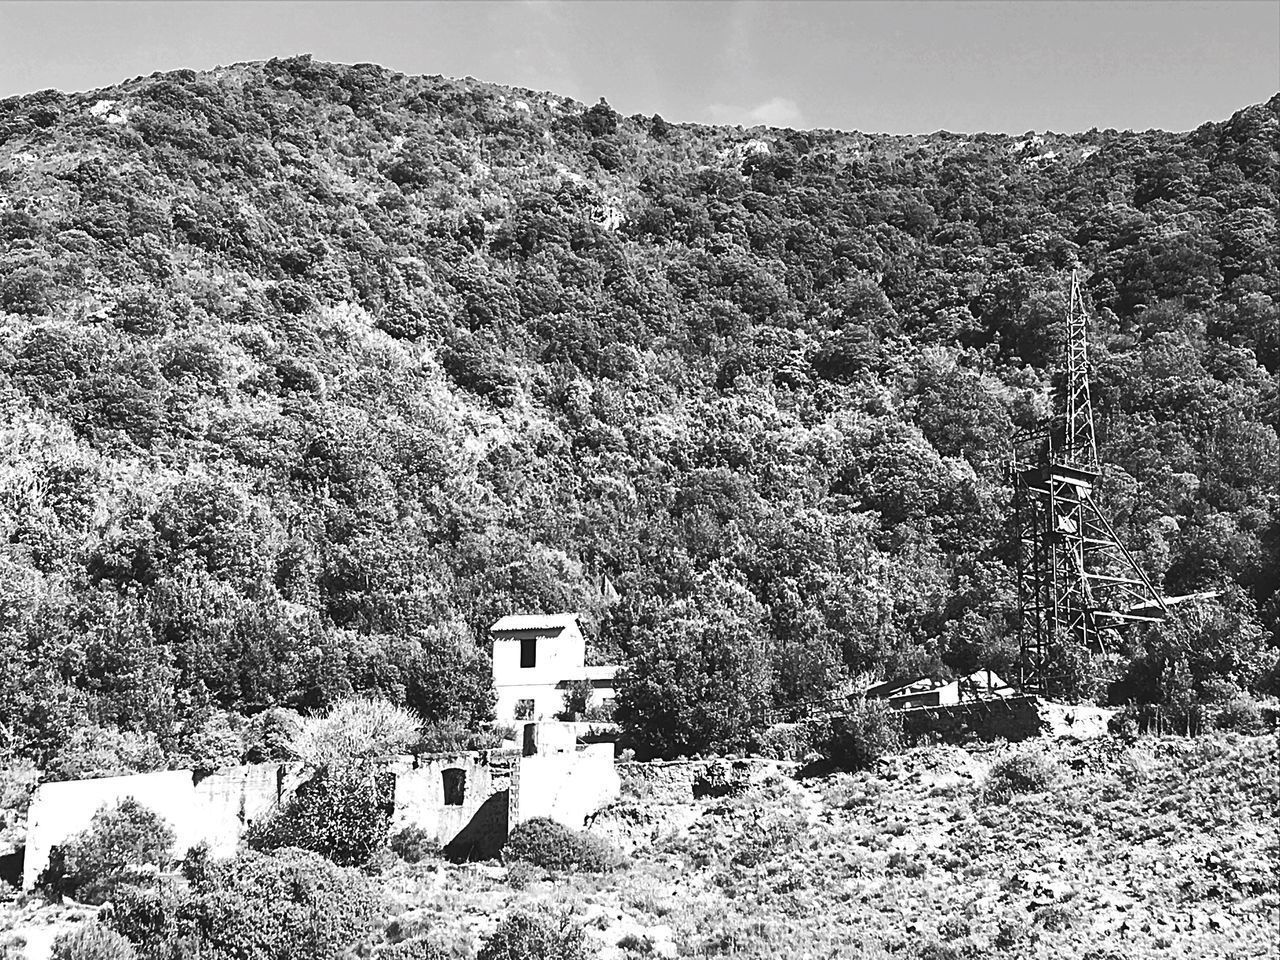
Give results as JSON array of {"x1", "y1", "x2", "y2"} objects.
[
  {"x1": 0, "y1": 57, "x2": 1275, "y2": 763},
  {"x1": 39, "y1": 798, "x2": 175, "y2": 905}
]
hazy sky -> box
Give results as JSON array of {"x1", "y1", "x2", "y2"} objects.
[{"x1": 0, "y1": 1, "x2": 1276, "y2": 133}]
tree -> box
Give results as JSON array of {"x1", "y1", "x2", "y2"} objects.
[{"x1": 614, "y1": 569, "x2": 773, "y2": 758}]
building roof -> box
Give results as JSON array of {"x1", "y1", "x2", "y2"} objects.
[{"x1": 490, "y1": 613, "x2": 580, "y2": 636}]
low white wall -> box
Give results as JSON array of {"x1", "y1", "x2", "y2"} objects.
[
  {"x1": 510, "y1": 743, "x2": 619, "y2": 830},
  {"x1": 23, "y1": 763, "x2": 303, "y2": 890}
]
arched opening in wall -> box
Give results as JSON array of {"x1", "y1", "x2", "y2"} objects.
[{"x1": 442, "y1": 768, "x2": 466, "y2": 806}]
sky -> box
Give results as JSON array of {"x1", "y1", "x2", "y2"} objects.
[{"x1": 0, "y1": 0, "x2": 1276, "y2": 134}]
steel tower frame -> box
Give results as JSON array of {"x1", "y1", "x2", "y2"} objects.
[{"x1": 1009, "y1": 272, "x2": 1169, "y2": 699}]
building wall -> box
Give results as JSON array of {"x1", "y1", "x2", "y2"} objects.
[
  {"x1": 22, "y1": 762, "x2": 306, "y2": 890},
  {"x1": 510, "y1": 743, "x2": 619, "y2": 830},
  {"x1": 491, "y1": 623, "x2": 587, "y2": 691},
  {"x1": 23, "y1": 740, "x2": 621, "y2": 887}
]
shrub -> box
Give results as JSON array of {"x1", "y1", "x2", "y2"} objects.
[
  {"x1": 45, "y1": 727, "x2": 165, "y2": 782},
  {"x1": 50, "y1": 924, "x2": 136, "y2": 960},
  {"x1": 110, "y1": 848, "x2": 378, "y2": 960},
  {"x1": 43, "y1": 798, "x2": 175, "y2": 904},
  {"x1": 505, "y1": 859, "x2": 539, "y2": 889},
  {"x1": 379, "y1": 938, "x2": 450, "y2": 960},
  {"x1": 388, "y1": 825, "x2": 439, "y2": 864},
  {"x1": 246, "y1": 767, "x2": 393, "y2": 867},
  {"x1": 477, "y1": 912, "x2": 590, "y2": 960},
  {"x1": 503, "y1": 817, "x2": 625, "y2": 873},
  {"x1": 752, "y1": 723, "x2": 811, "y2": 761},
  {"x1": 558, "y1": 679, "x2": 595, "y2": 720},
  {"x1": 102, "y1": 883, "x2": 188, "y2": 945},
  {"x1": 242, "y1": 708, "x2": 303, "y2": 763},
  {"x1": 982, "y1": 750, "x2": 1059, "y2": 802},
  {"x1": 414, "y1": 720, "x2": 505, "y2": 754},
  {"x1": 0, "y1": 759, "x2": 40, "y2": 855},
  {"x1": 1214, "y1": 694, "x2": 1262, "y2": 731},
  {"x1": 290, "y1": 697, "x2": 421, "y2": 768},
  {"x1": 808, "y1": 699, "x2": 902, "y2": 770}
]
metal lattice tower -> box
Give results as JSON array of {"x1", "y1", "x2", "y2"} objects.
[{"x1": 1009, "y1": 271, "x2": 1169, "y2": 699}]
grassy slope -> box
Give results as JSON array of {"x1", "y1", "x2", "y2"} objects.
[{"x1": 378, "y1": 734, "x2": 1278, "y2": 959}]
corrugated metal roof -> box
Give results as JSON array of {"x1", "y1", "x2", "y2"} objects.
[{"x1": 490, "y1": 613, "x2": 580, "y2": 634}]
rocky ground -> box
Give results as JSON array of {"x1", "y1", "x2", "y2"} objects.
[{"x1": 3, "y1": 732, "x2": 1277, "y2": 959}]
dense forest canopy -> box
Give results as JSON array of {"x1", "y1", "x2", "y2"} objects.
[{"x1": 0, "y1": 56, "x2": 1276, "y2": 763}]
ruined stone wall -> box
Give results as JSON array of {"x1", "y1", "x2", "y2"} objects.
[
  {"x1": 24, "y1": 734, "x2": 626, "y2": 885},
  {"x1": 22, "y1": 762, "x2": 306, "y2": 889},
  {"x1": 899, "y1": 696, "x2": 1115, "y2": 743},
  {"x1": 510, "y1": 743, "x2": 619, "y2": 829},
  {"x1": 388, "y1": 753, "x2": 511, "y2": 860}
]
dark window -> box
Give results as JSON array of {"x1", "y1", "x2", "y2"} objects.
[
  {"x1": 515, "y1": 698, "x2": 535, "y2": 720},
  {"x1": 520, "y1": 638, "x2": 537, "y2": 668},
  {"x1": 442, "y1": 768, "x2": 466, "y2": 806}
]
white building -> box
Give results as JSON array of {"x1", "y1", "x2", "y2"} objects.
[{"x1": 490, "y1": 613, "x2": 619, "y2": 723}]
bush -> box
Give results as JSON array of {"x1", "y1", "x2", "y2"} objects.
[
  {"x1": 50, "y1": 924, "x2": 136, "y2": 960},
  {"x1": 982, "y1": 750, "x2": 1059, "y2": 802},
  {"x1": 1214, "y1": 694, "x2": 1262, "y2": 731},
  {"x1": 242, "y1": 708, "x2": 303, "y2": 763},
  {"x1": 477, "y1": 912, "x2": 590, "y2": 960},
  {"x1": 752, "y1": 723, "x2": 811, "y2": 761},
  {"x1": 503, "y1": 817, "x2": 625, "y2": 873},
  {"x1": 808, "y1": 699, "x2": 902, "y2": 770},
  {"x1": 290, "y1": 697, "x2": 421, "y2": 768},
  {"x1": 557, "y1": 679, "x2": 595, "y2": 720},
  {"x1": 43, "y1": 798, "x2": 175, "y2": 904},
  {"x1": 414, "y1": 720, "x2": 506, "y2": 754},
  {"x1": 107, "y1": 848, "x2": 378, "y2": 960},
  {"x1": 379, "y1": 938, "x2": 451, "y2": 960},
  {"x1": 0, "y1": 760, "x2": 40, "y2": 855},
  {"x1": 246, "y1": 767, "x2": 393, "y2": 867},
  {"x1": 388, "y1": 825, "x2": 439, "y2": 864},
  {"x1": 45, "y1": 727, "x2": 165, "y2": 782}
]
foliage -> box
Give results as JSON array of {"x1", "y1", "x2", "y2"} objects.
[
  {"x1": 379, "y1": 939, "x2": 451, "y2": 960},
  {"x1": 388, "y1": 825, "x2": 440, "y2": 864},
  {"x1": 289, "y1": 697, "x2": 421, "y2": 768},
  {"x1": 45, "y1": 727, "x2": 166, "y2": 782},
  {"x1": 414, "y1": 720, "x2": 509, "y2": 754},
  {"x1": 246, "y1": 767, "x2": 394, "y2": 867},
  {"x1": 476, "y1": 912, "x2": 591, "y2": 960},
  {"x1": 0, "y1": 758, "x2": 40, "y2": 854},
  {"x1": 106, "y1": 847, "x2": 378, "y2": 960},
  {"x1": 1214, "y1": 694, "x2": 1263, "y2": 731},
  {"x1": 614, "y1": 572, "x2": 774, "y2": 758},
  {"x1": 981, "y1": 749, "x2": 1060, "y2": 802},
  {"x1": 0, "y1": 60, "x2": 1276, "y2": 767},
  {"x1": 42, "y1": 798, "x2": 175, "y2": 904},
  {"x1": 558, "y1": 679, "x2": 595, "y2": 720},
  {"x1": 806, "y1": 699, "x2": 903, "y2": 770},
  {"x1": 503, "y1": 817, "x2": 625, "y2": 873},
  {"x1": 50, "y1": 924, "x2": 137, "y2": 960}
]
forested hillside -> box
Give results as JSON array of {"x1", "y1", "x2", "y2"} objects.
[{"x1": 0, "y1": 55, "x2": 1276, "y2": 764}]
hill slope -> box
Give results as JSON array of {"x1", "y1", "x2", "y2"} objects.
[{"x1": 0, "y1": 56, "x2": 1277, "y2": 761}]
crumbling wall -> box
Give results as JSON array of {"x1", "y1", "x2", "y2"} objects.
[
  {"x1": 22, "y1": 762, "x2": 305, "y2": 889},
  {"x1": 510, "y1": 743, "x2": 619, "y2": 829},
  {"x1": 389, "y1": 753, "x2": 510, "y2": 860},
  {"x1": 24, "y1": 735, "x2": 625, "y2": 885},
  {"x1": 899, "y1": 696, "x2": 1115, "y2": 743}
]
